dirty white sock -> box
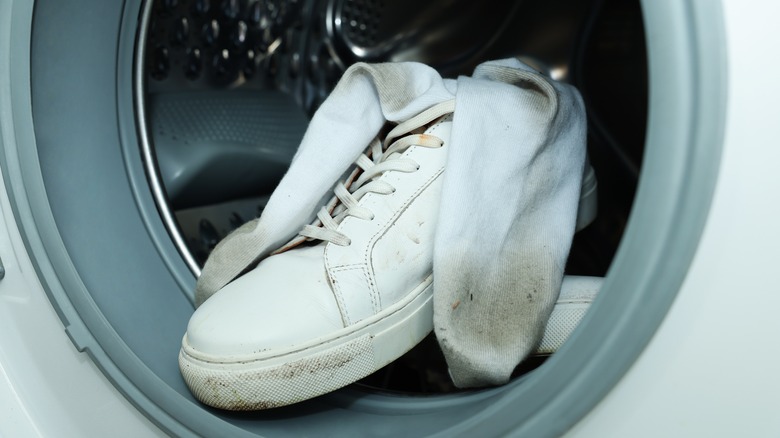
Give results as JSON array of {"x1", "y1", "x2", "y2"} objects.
[{"x1": 433, "y1": 59, "x2": 586, "y2": 387}]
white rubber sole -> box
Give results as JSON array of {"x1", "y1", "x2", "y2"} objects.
[
  {"x1": 575, "y1": 164, "x2": 598, "y2": 232},
  {"x1": 535, "y1": 275, "x2": 602, "y2": 355},
  {"x1": 179, "y1": 275, "x2": 601, "y2": 410}
]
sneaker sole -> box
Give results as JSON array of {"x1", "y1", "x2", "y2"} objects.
[
  {"x1": 536, "y1": 278, "x2": 599, "y2": 355},
  {"x1": 575, "y1": 164, "x2": 598, "y2": 232}
]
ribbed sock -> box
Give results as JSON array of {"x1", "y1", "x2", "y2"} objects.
[{"x1": 433, "y1": 60, "x2": 586, "y2": 387}]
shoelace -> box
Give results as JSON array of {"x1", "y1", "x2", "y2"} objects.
[{"x1": 297, "y1": 99, "x2": 456, "y2": 247}]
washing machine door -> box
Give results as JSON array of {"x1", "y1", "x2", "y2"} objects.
[{"x1": 2, "y1": 0, "x2": 775, "y2": 436}]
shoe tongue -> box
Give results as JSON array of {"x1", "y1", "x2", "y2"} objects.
[
  {"x1": 414, "y1": 113, "x2": 452, "y2": 138},
  {"x1": 435, "y1": 113, "x2": 454, "y2": 126}
]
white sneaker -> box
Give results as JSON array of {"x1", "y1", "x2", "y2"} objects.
[{"x1": 179, "y1": 100, "x2": 598, "y2": 410}]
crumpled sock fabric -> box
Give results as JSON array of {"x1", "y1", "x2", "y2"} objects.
[
  {"x1": 192, "y1": 58, "x2": 586, "y2": 389},
  {"x1": 432, "y1": 59, "x2": 586, "y2": 388}
]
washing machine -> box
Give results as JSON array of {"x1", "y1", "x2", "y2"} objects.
[{"x1": 1, "y1": 0, "x2": 778, "y2": 436}]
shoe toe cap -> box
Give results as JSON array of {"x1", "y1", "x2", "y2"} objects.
[{"x1": 185, "y1": 246, "x2": 344, "y2": 358}]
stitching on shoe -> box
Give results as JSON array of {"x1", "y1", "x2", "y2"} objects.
[
  {"x1": 364, "y1": 167, "x2": 444, "y2": 291},
  {"x1": 363, "y1": 264, "x2": 380, "y2": 313},
  {"x1": 327, "y1": 264, "x2": 378, "y2": 325},
  {"x1": 329, "y1": 263, "x2": 364, "y2": 270},
  {"x1": 327, "y1": 265, "x2": 352, "y2": 326}
]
